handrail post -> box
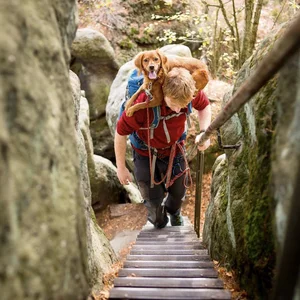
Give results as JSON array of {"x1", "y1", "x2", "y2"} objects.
[{"x1": 194, "y1": 150, "x2": 204, "y2": 238}]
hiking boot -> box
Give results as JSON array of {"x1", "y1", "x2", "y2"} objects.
[
  {"x1": 170, "y1": 212, "x2": 184, "y2": 226},
  {"x1": 155, "y1": 215, "x2": 169, "y2": 229},
  {"x1": 145, "y1": 200, "x2": 169, "y2": 229}
]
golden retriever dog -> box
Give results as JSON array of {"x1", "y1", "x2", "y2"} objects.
[{"x1": 124, "y1": 49, "x2": 209, "y2": 117}]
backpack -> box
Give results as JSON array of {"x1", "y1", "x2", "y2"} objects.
[{"x1": 119, "y1": 69, "x2": 192, "y2": 150}]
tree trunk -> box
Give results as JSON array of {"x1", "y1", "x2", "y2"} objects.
[
  {"x1": 250, "y1": 0, "x2": 264, "y2": 52},
  {"x1": 241, "y1": 0, "x2": 254, "y2": 63}
]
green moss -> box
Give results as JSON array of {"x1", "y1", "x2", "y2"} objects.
[
  {"x1": 118, "y1": 38, "x2": 134, "y2": 50},
  {"x1": 129, "y1": 27, "x2": 139, "y2": 36},
  {"x1": 232, "y1": 78, "x2": 277, "y2": 297}
]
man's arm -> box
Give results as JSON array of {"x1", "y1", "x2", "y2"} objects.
[
  {"x1": 114, "y1": 132, "x2": 132, "y2": 185},
  {"x1": 195, "y1": 104, "x2": 211, "y2": 151}
]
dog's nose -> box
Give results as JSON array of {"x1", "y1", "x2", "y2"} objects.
[{"x1": 149, "y1": 65, "x2": 154, "y2": 71}]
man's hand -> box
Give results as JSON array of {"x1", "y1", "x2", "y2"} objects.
[
  {"x1": 116, "y1": 166, "x2": 133, "y2": 185},
  {"x1": 195, "y1": 132, "x2": 210, "y2": 151}
]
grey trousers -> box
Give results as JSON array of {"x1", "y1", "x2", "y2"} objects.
[{"x1": 133, "y1": 150, "x2": 186, "y2": 226}]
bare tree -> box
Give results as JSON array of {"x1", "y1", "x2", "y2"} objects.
[
  {"x1": 203, "y1": 0, "x2": 265, "y2": 70},
  {"x1": 241, "y1": 0, "x2": 264, "y2": 63}
]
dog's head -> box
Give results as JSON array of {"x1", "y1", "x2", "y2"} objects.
[{"x1": 134, "y1": 49, "x2": 167, "y2": 80}]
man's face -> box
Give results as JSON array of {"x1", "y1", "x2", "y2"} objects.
[{"x1": 164, "y1": 96, "x2": 188, "y2": 113}]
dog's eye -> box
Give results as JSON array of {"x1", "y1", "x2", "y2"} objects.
[
  {"x1": 154, "y1": 57, "x2": 159, "y2": 61},
  {"x1": 143, "y1": 58, "x2": 149, "y2": 63}
]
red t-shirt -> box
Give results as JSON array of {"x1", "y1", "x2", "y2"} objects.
[{"x1": 117, "y1": 90, "x2": 209, "y2": 157}]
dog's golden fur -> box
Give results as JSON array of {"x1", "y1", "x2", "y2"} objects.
[{"x1": 124, "y1": 49, "x2": 209, "y2": 117}]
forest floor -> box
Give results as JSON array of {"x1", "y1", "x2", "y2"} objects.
[{"x1": 94, "y1": 174, "x2": 248, "y2": 300}]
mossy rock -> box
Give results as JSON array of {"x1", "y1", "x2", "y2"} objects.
[{"x1": 202, "y1": 25, "x2": 289, "y2": 298}]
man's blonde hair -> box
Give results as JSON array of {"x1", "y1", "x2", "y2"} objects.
[{"x1": 163, "y1": 67, "x2": 196, "y2": 107}]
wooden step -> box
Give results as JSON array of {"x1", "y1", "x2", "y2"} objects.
[
  {"x1": 118, "y1": 268, "x2": 218, "y2": 278},
  {"x1": 126, "y1": 255, "x2": 211, "y2": 261},
  {"x1": 142, "y1": 227, "x2": 193, "y2": 232},
  {"x1": 113, "y1": 277, "x2": 224, "y2": 288},
  {"x1": 124, "y1": 260, "x2": 214, "y2": 268},
  {"x1": 109, "y1": 215, "x2": 230, "y2": 299},
  {"x1": 109, "y1": 287, "x2": 231, "y2": 299},
  {"x1": 137, "y1": 235, "x2": 197, "y2": 240},
  {"x1": 129, "y1": 249, "x2": 208, "y2": 255},
  {"x1": 134, "y1": 240, "x2": 199, "y2": 245},
  {"x1": 131, "y1": 243, "x2": 205, "y2": 250},
  {"x1": 137, "y1": 232, "x2": 197, "y2": 239}
]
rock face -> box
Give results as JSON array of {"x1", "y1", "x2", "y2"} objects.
[
  {"x1": 71, "y1": 70, "x2": 117, "y2": 292},
  {"x1": 71, "y1": 28, "x2": 120, "y2": 120},
  {"x1": 78, "y1": 82, "x2": 142, "y2": 209},
  {"x1": 203, "y1": 27, "x2": 287, "y2": 298},
  {"x1": 272, "y1": 45, "x2": 300, "y2": 297},
  {"x1": 71, "y1": 28, "x2": 120, "y2": 160},
  {"x1": 0, "y1": 1, "x2": 114, "y2": 299}
]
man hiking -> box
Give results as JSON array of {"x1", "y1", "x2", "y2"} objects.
[{"x1": 115, "y1": 67, "x2": 211, "y2": 228}]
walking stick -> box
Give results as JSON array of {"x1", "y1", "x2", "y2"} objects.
[{"x1": 194, "y1": 150, "x2": 204, "y2": 238}]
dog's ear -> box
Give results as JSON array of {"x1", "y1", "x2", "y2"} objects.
[
  {"x1": 156, "y1": 49, "x2": 169, "y2": 73},
  {"x1": 134, "y1": 52, "x2": 144, "y2": 75}
]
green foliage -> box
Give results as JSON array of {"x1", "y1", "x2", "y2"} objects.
[
  {"x1": 130, "y1": 27, "x2": 139, "y2": 36},
  {"x1": 143, "y1": 0, "x2": 298, "y2": 81},
  {"x1": 289, "y1": 0, "x2": 300, "y2": 12},
  {"x1": 118, "y1": 38, "x2": 134, "y2": 50},
  {"x1": 146, "y1": 10, "x2": 238, "y2": 80}
]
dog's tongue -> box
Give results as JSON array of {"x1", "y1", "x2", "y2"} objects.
[{"x1": 149, "y1": 71, "x2": 157, "y2": 79}]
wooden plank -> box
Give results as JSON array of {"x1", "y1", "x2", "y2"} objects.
[
  {"x1": 137, "y1": 234, "x2": 197, "y2": 239},
  {"x1": 118, "y1": 268, "x2": 218, "y2": 278},
  {"x1": 143, "y1": 224, "x2": 193, "y2": 230},
  {"x1": 137, "y1": 233, "x2": 197, "y2": 238},
  {"x1": 144, "y1": 216, "x2": 192, "y2": 224},
  {"x1": 124, "y1": 260, "x2": 214, "y2": 269},
  {"x1": 113, "y1": 277, "x2": 224, "y2": 289},
  {"x1": 132, "y1": 244, "x2": 204, "y2": 250},
  {"x1": 142, "y1": 227, "x2": 193, "y2": 232},
  {"x1": 129, "y1": 249, "x2": 208, "y2": 255},
  {"x1": 135, "y1": 240, "x2": 199, "y2": 245},
  {"x1": 109, "y1": 287, "x2": 231, "y2": 299},
  {"x1": 126, "y1": 255, "x2": 211, "y2": 261},
  {"x1": 136, "y1": 238, "x2": 198, "y2": 242}
]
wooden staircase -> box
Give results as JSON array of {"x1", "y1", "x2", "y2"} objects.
[{"x1": 109, "y1": 216, "x2": 231, "y2": 299}]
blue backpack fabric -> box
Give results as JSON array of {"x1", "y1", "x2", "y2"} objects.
[
  {"x1": 119, "y1": 69, "x2": 193, "y2": 149},
  {"x1": 127, "y1": 69, "x2": 144, "y2": 98}
]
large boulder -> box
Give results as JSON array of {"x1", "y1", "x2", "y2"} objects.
[
  {"x1": 0, "y1": 1, "x2": 90, "y2": 299},
  {"x1": 77, "y1": 83, "x2": 142, "y2": 209},
  {"x1": 71, "y1": 28, "x2": 120, "y2": 159},
  {"x1": 91, "y1": 155, "x2": 143, "y2": 210},
  {"x1": 203, "y1": 26, "x2": 286, "y2": 298},
  {"x1": 71, "y1": 28, "x2": 120, "y2": 120}
]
